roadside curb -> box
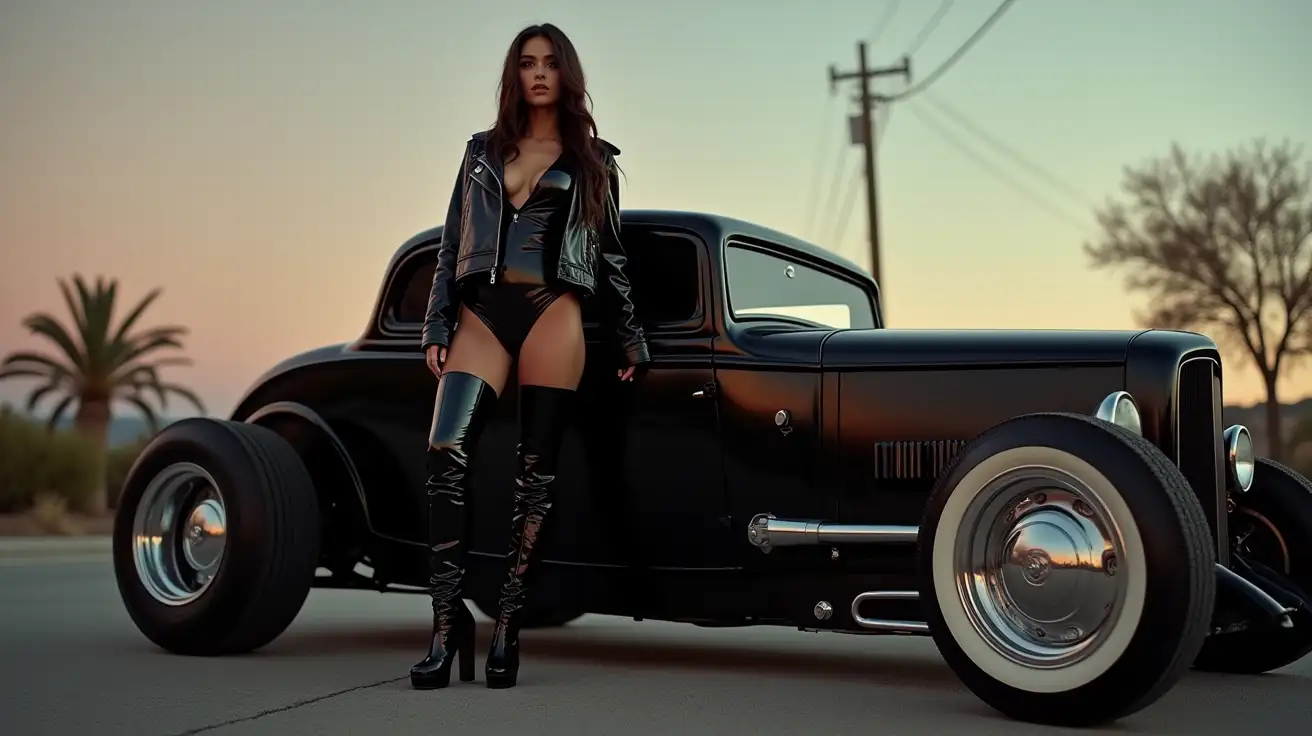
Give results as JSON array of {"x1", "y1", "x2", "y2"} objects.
[{"x1": 0, "y1": 535, "x2": 112, "y2": 558}]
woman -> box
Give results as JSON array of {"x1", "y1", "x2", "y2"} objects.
[{"x1": 409, "y1": 23, "x2": 649, "y2": 691}]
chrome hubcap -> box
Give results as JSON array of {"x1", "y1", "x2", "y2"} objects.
[
  {"x1": 131, "y1": 462, "x2": 228, "y2": 606},
  {"x1": 954, "y1": 465, "x2": 1126, "y2": 669}
]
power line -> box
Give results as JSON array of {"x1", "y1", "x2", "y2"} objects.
[
  {"x1": 876, "y1": 104, "x2": 893, "y2": 146},
  {"x1": 869, "y1": 0, "x2": 902, "y2": 46},
  {"x1": 830, "y1": 159, "x2": 865, "y2": 255},
  {"x1": 885, "y1": 0, "x2": 1019, "y2": 102},
  {"x1": 802, "y1": 93, "x2": 839, "y2": 239},
  {"x1": 904, "y1": 100, "x2": 1090, "y2": 234},
  {"x1": 904, "y1": 0, "x2": 955, "y2": 57},
  {"x1": 920, "y1": 90, "x2": 1092, "y2": 210},
  {"x1": 815, "y1": 137, "x2": 852, "y2": 241}
]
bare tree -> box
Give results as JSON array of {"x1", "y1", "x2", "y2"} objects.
[{"x1": 1085, "y1": 139, "x2": 1312, "y2": 460}]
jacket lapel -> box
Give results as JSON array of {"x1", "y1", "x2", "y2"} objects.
[
  {"x1": 468, "y1": 136, "x2": 504, "y2": 200},
  {"x1": 469, "y1": 156, "x2": 502, "y2": 199}
]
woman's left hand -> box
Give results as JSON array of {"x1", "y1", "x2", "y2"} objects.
[{"x1": 616, "y1": 366, "x2": 635, "y2": 382}]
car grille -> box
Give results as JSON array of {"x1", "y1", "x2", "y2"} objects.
[{"x1": 1175, "y1": 356, "x2": 1227, "y2": 560}]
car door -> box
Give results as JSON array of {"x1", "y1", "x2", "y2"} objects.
[
  {"x1": 568, "y1": 225, "x2": 733, "y2": 571},
  {"x1": 714, "y1": 239, "x2": 869, "y2": 568}
]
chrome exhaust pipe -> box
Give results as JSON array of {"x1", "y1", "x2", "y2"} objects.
[
  {"x1": 851, "y1": 591, "x2": 928, "y2": 633},
  {"x1": 747, "y1": 513, "x2": 918, "y2": 553}
]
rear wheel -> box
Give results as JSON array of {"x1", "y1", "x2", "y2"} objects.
[
  {"x1": 1194, "y1": 457, "x2": 1312, "y2": 673},
  {"x1": 919, "y1": 412, "x2": 1214, "y2": 727},
  {"x1": 112, "y1": 418, "x2": 321, "y2": 656}
]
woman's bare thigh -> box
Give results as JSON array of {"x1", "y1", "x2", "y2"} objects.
[
  {"x1": 441, "y1": 304, "x2": 513, "y2": 397},
  {"x1": 517, "y1": 292, "x2": 585, "y2": 390}
]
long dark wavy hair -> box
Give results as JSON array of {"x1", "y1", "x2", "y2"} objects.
[{"x1": 484, "y1": 24, "x2": 613, "y2": 231}]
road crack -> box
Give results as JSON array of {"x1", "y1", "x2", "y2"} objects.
[{"x1": 167, "y1": 675, "x2": 409, "y2": 735}]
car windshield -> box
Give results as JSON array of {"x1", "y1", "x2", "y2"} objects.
[{"x1": 725, "y1": 243, "x2": 876, "y2": 329}]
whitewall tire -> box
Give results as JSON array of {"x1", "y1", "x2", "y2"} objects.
[{"x1": 918, "y1": 413, "x2": 1214, "y2": 727}]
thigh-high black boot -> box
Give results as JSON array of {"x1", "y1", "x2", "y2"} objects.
[
  {"x1": 409, "y1": 370, "x2": 498, "y2": 689},
  {"x1": 485, "y1": 384, "x2": 576, "y2": 688}
]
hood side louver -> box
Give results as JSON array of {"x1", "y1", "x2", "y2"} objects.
[{"x1": 874, "y1": 440, "x2": 966, "y2": 480}]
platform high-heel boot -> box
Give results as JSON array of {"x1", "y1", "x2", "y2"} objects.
[
  {"x1": 485, "y1": 384, "x2": 576, "y2": 689},
  {"x1": 410, "y1": 370, "x2": 498, "y2": 690}
]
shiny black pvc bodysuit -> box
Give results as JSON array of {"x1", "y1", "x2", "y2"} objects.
[{"x1": 463, "y1": 152, "x2": 577, "y2": 356}]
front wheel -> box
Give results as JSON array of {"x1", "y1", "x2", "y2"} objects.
[
  {"x1": 112, "y1": 418, "x2": 322, "y2": 656},
  {"x1": 918, "y1": 412, "x2": 1214, "y2": 728},
  {"x1": 1193, "y1": 457, "x2": 1312, "y2": 674}
]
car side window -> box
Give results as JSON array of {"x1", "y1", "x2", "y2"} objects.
[
  {"x1": 726, "y1": 243, "x2": 875, "y2": 329},
  {"x1": 581, "y1": 229, "x2": 702, "y2": 330},
  {"x1": 388, "y1": 229, "x2": 702, "y2": 331},
  {"x1": 393, "y1": 258, "x2": 436, "y2": 325}
]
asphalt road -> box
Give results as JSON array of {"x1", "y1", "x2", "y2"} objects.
[{"x1": 3, "y1": 548, "x2": 1311, "y2": 736}]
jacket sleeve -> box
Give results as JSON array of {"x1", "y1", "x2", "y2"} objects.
[
  {"x1": 421, "y1": 141, "x2": 471, "y2": 351},
  {"x1": 598, "y1": 157, "x2": 651, "y2": 367}
]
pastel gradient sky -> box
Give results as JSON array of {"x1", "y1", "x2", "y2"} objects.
[{"x1": 2, "y1": 0, "x2": 1310, "y2": 417}]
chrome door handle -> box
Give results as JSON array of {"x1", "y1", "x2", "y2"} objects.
[{"x1": 692, "y1": 381, "x2": 717, "y2": 399}]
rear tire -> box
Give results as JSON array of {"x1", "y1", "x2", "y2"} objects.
[
  {"x1": 112, "y1": 418, "x2": 321, "y2": 656},
  {"x1": 1193, "y1": 457, "x2": 1312, "y2": 674},
  {"x1": 918, "y1": 412, "x2": 1214, "y2": 727}
]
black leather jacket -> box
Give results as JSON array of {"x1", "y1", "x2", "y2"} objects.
[{"x1": 421, "y1": 131, "x2": 650, "y2": 368}]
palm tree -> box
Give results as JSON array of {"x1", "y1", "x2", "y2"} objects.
[{"x1": 0, "y1": 275, "x2": 205, "y2": 514}]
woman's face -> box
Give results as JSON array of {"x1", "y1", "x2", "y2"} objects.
[{"x1": 519, "y1": 35, "x2": 560, "y2": 108}]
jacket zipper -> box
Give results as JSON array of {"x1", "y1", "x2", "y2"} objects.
[
  {"x1": 496, "y1": 212, "x2": 519, "y2": 284},
  {"x1": 485, "y1": 155, "x2": 505, "y2": 284}
]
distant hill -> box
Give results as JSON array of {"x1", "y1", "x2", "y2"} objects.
[
  {"x1": 97, "y1": 415, "x2": 182, "y2": 447},
  {"x1": 1222, "y1": 397, "x2": 1312, "y2": 456},
  {"x1": 35, "y1": 414, "x2": 182, "y2": 448},
  {"x1": 0, "y1": 401, "x2": 188, "y2": 446}
]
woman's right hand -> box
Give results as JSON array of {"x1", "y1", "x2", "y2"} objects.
[{"x1": 426, "y1": 345, "x2": 447, "y2": 377}]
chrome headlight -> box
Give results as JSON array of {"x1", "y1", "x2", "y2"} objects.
[
  {"x1": 1223, "y1": 424, "x2": 1255, "y2": 493},
  {"x1": 1095, "y1": 391, "x2": 1142, "y2": 436}
]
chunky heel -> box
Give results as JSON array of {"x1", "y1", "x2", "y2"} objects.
[{"x1": 458, "y1": 629, "x2": 476, "y2": 683}]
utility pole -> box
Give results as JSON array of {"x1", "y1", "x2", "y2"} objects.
[{"x1": 829, "y1": 42, "x2": 910, "y2": 303}]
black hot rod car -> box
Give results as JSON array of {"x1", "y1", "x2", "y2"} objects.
[{"x1": 113, "y1": 210, "x2": 1312, "y2": 727}]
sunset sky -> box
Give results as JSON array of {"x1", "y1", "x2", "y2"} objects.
[{"x1": 2, "y1": 0, "x2": 1310, "y2": 417}]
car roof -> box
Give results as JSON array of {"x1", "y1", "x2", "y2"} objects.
[{"x1": 388, "y1": 209, "x2": 871, "y2": 282}]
